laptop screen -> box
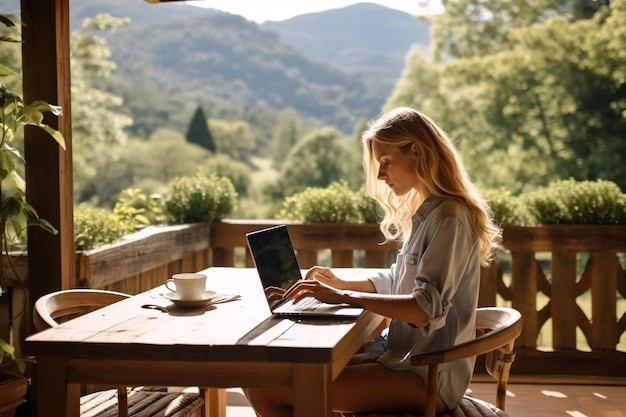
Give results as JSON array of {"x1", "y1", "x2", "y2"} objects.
[{"x1": 246, "y1": 225, "x2": 302, "y2": 289}]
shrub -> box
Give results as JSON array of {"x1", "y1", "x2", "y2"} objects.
[
  {"x1": 482, "y1": 188, "x2": 529, "y2": 226},
  {"x1": 278, "y1": 181, "x2": 362, "y2": 223},
  {"x1": 354, "y1": 188, "x2": 383, "y2": 223},
  {"x1": 113, "y1": 188, "x2": 165, "y2": 229},
  {"x1": 162, "y1": 173, "x2": 237, "y2": 224},
  {"x1": 74, "y1": 204, "x2": 127, "y2": 250},
  {"x1": 522, "y1": 179, "x2": 626, "y2": 224},
  {"x1": 196, "y1": 155, "x2": 252, "y2": 196}
]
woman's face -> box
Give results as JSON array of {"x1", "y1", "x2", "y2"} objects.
[{"x1": 372, "y1": 141, "x2": 420, "y2": 196}]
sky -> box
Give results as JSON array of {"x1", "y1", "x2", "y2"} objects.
[{"x1": 187, "y1": 0, "x2": 444, "y2": 23}]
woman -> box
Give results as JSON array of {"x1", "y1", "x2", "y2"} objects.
[{"x1": 245, "y1": 107, "x2": 501, "y2": 416}]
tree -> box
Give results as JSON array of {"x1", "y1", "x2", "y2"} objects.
[
  {"x1": 432, "y1": 0, "x2": 608, "y2": 60},
  {"x1": 448, "y1": 2, "x2": 626, "y2": 190},
  {"x1": 197, "y1": 154, "x2": 252, "y2": 196},
  {"x1": 266, "y1": 128, "x2": 361, "y2": 201},
  {"x1": 185, "y1": 106, "x2": 216, "y2": 152},
  {"x1": 351, "y1": 117, "x2": 368, "y2": 146},
  {"x1": 389, "y1": 0, "x2": 625, "y2": 192},
  {"x1": 70, "y1": 14, "x2": 133, "y2": 202},
  {"x1": 208, "y1": 119, "x2": 255, "y2": 162},
  {"x1": 271, "y1": 110, "x2": 301, "y2": 169},
  {"x1": 80, "y1": 129, "x2": 212, "y2": 206}
]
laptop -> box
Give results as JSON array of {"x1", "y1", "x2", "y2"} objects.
[{"x1": 246, "y1": 225, "x2": 363, "y2": 318}]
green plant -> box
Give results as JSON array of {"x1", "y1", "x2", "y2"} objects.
[
  {"x1": 196, "y1": 154, "x2": 252, "y2": 196},
  {"x1": 482, "y1": 188, "x2": 530, "y2": 226},
  {"x1": 0, "y1": 14, "x2": 65, "y2": 377},
  {"x1": 113, "y1": 187, "x2": 165, "y2": 229},
  {"x1": 0, "y1": 339, "x2": 32, "y2": 374},
  {"x1": 162, "y1": 173, "x2": 237, "y2": 224},
  {"x1": 523, "y1": 179, "x2": 626, "y2": 224},
  {"x1": 74, "y1": 204, "x2": 127, "y2": 251},
  {"x1": 354, "y1": 187, "x2": 382, "y2": 223},
  {"x1": 278, "y1": 181, "x2": 362, "y2": 223}
]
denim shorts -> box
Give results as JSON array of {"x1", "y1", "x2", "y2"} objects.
[{"x1": 363, "y1": 327, "x2": 389, "y2": 362}]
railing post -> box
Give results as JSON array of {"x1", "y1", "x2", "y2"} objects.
[
  {"x1": 332, "y1": 250, "x2": 354, "y2": 268},
  {"x1": 479, "y1": 264, "x2": 499, "y2": 307},
  {"x1": 510, "y1": 251, "x2": 538, "y2": 349},
  {"x1": 551, "y1": 251, "x2": 578, "y2": 349},
  {"x1": 590, "y1": 252, "x2": 618, "y2": 350}
]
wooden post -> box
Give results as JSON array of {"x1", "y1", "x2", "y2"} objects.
[
  {"x1": 332, "y1": 249, "x2": 354, "y2": 267},
  {"x1": 590, "y1": 252, "x2": 618, "y2": 350},
  {"x1": 479, "y1": 264, "x2": 498, "y2": 307},
  {"x1": 551, "y1": 252, "x2": 578, "y2": 349},
  {"x1": 510, "y1": 251, "x2": 538, "y2": 349},
  {"x1": 21, "y1": 0, "x2": 75, "y2": 324}
]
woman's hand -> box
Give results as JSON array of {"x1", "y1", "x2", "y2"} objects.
[
  {"x1": 304, "y1": 265, "x2": 377, "y2": 293},
  {"x1": 304, "y1": 266, "x2": 347, "y2": 290},
  {"x1": 284, "y1": 279, "x2": 348, "y2": 305}
]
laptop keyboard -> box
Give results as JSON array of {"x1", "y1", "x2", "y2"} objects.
[{"x1": 283, "y1": 297, "x2": 323, "y2": 312}]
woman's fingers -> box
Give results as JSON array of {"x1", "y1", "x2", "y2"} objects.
[
  {"x1": 304, "y1": 266, "x2": 331, "y2": 280},
  {"x1": 305, "y1": 266, "x2": 336, "y2": 283},
  {"x1": 284, "y1": 279, "x2": 319, "y2": 300},
  {"x1": 284, "y1": 279, "x2": 346, "y2": 304}
]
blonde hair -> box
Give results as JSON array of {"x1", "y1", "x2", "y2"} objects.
[{"x1": 362, "y1": 107, "x2": 501, "y2": 266}]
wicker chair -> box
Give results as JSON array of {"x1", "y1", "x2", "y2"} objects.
[
  {"x1": 346, "y1": 307, "x2": 522, "y2": 417},
  {"x1": 33, "y1": 289, "x2": 205, "y2": 417}
]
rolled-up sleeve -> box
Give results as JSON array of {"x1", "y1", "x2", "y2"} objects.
[
  {"x1": 413, "y1": 279, "x2": 451, "y2": 334},
  {"x1": 368, "y1": 262, "x2": 396, "y2": 294}
]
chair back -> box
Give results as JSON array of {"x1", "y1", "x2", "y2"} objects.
[
  {"x1": 475, "y1": 307, "x2": 522, "y2": 411},
  {"x1": 410, "y1": 307, "x2": 522, "y2": 417},
  {"x1": 33, "y1": 289, "x2": 130, "y2": 331}
]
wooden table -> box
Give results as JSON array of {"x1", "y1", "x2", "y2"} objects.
[{"x1": 26, "y1": 267, "x2": 386, "y2": 417}]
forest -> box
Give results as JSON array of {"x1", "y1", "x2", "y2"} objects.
[{"x1": 1, "y1": 0, "x2": 624, "y2": 221}]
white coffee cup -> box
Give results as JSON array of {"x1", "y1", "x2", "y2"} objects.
[{"x1": 165, "y1": 273, "x2": 207, "y2": 300}]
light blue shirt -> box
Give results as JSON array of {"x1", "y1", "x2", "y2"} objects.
[{"x1": 368, "y1": 194, "x2": 480, "y2": 409}]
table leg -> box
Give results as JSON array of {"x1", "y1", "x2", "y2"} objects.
[
  {"x1": 293, "y1": 363, "x2": 332, "y2": 417},
  {"x1": 33, "y1": 357, "x2": 80, "y2": 417},
  {"x1": 203, "y1": 388, "x2": 227, "y2": 417}
]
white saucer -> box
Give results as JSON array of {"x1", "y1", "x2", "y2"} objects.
[{"x1": 162, "y1": 291, "x2": 218, "y2": 308}]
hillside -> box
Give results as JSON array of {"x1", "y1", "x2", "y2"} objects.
[
  {"x1": 1, "y1": 0, "x2": 431, "y2": 135},
  {"x1": 102, "y1": 9, "x2": 381, "y2": 132},
  {"x1": 263, "y1": 2, "x2": 430, "y2": 94}
]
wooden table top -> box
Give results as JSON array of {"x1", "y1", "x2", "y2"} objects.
[{"x1": 26, "y1": 267, "x2": 385, "y2": 365}]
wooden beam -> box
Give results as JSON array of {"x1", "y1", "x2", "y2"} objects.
[{"x1": 21, "y1": 0, "x2": 75, "y2": 321}]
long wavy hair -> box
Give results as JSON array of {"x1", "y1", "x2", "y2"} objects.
[{"x1": 362, "y1": 107, "x2": 501, "y2": 266}]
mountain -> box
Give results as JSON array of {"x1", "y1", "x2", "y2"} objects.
[
  {"x1": 103, "y1": 8, "x2": 383, "y2": 132},
  {"x1": 1, "y1": 0, "x2": 431, "y2": 134},
  {"x1": 263, "y1": 3, "x2": 430, "y2": 95}
]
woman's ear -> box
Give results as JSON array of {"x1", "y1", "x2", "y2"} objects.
[{"x1": 411, "y1": 143, "x2": 419, "y2": 157}]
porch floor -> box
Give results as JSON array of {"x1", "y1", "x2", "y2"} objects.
[{"x1": 222, "y1": 382, "x2": 626, "y2": 417}]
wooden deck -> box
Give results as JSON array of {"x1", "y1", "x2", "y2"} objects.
[{"x1": 218, "y1": 382, "x2": 626, "y2": 417}]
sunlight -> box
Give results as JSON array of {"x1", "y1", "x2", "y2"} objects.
[
  {"x1": 416, "y1": 0, "x2": 444, "y2": 16},
  {"x1": 593, "y1": 392, "x2": 608, "y2": 399},
  {"x1": 566, "y1": 411, "x2": 588, "y2": 417},
  {"x1": 542, "y1": 390, "x2": 568, "y2": 398}
]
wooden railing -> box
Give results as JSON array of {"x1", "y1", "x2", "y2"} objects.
[{"x1": 4, "y1": 220, "x2": 626, "y2": 381}]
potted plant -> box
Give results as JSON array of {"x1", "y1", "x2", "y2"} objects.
[
  {"x1": 0, "y1": 341, "x2": 29, "y2": 417},
  {"x1": 0, "y1": 14, "x2": 66, "y2": 417}
]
